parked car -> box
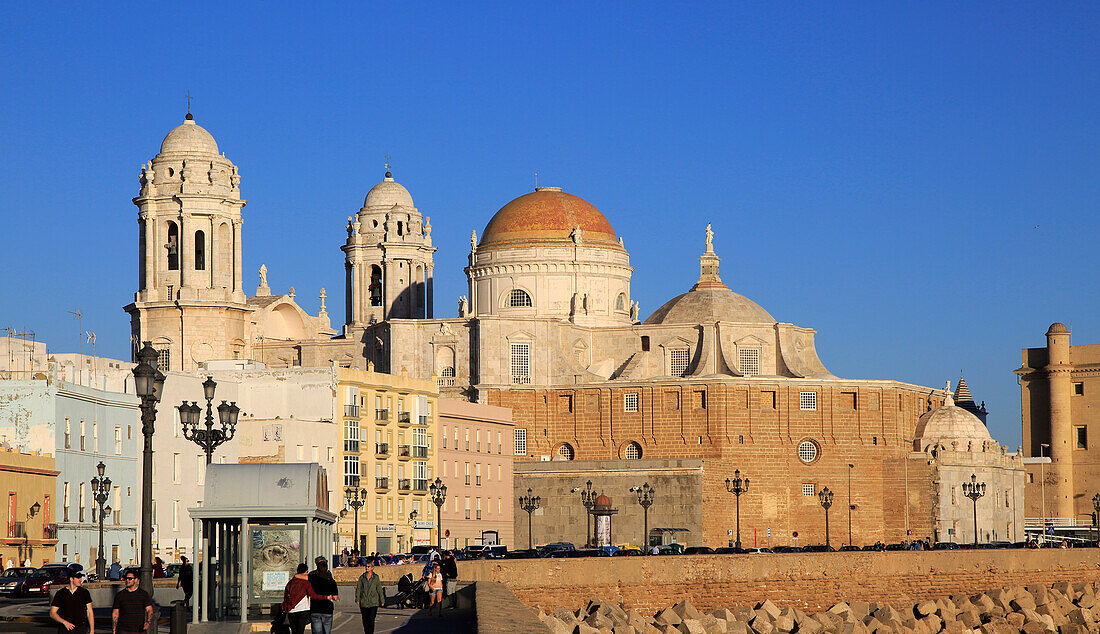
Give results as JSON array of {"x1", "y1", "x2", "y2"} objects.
[
  {"x1": 538, "y1": 542, "x2": 576, "y2": 556},
  {"x1": 683, "y1": 546, "x2": 715, "y2": 555},
  {"x1": 861, "y1": 543, "x2": 886, "y2": 552},
  {"x1": 22, "y1": 567, "x2": 71, "y2": 596},
  {"x1": 772, "y1": 546, "x2": 803, "y2": 553},
  {"x1": 933, "y1": 542, "x2": 961, "y2": 550},
  {"x1": 463, "y1": 545, "x2": 486, "y2": 558},
  {"x1": 503, "y1": 549, "x2": 541, "y2": 559},
  {"x1": 612, "y1": 548, "x2": 643, "y2": 556},
  {"x1": 165, "y1": 563, "x2": 182, "y2": 577},
  {"x1": 746, "y1": 547, "x2": 774, "y2": 554},
  {"x1": 714, "y1": 547, "x2": 747, "y2": 554},
  {"x1": 801, "y1": 544, "x2": 835, "y2": 553},
  {"x1": 838, "y1": 545, "x2": 862, "y2": 552},
  {"x1": 0, "y1": 567, "x2": 36, "y2": 596}
]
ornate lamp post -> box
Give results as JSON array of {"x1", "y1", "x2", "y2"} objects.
[
  {"x1": 518, "y1": 488, "x2": 541, "y2": 550},
  {"x1": 571, "y1": 481, "x2": 597, "y2": 547},
  {"x1": 408, "y1": 509, "x2": 418, "y2": 552},
  {"x1": 91, "y1": 461, "x2": 113, "y2": 579},
  {"x1": 818, "y1": 486, "x2": 834, "y2": 549},
  {"x1": 629, "y1": 483, "x2": 655, "y2": 550},
  {"x1": 725, "y1": 470, "x2": 749, "y2": 549},
  {"x1": 1093, "y1": 494, "x2": 1100, "y2": 544},
  {"x1": 23, "y1": 502, "x2": 40, "y2": 564},
  {"x1": 962, "y1": 474, "x2": 986, "y2": 546},
  {"x1": 345, "y1": 482, "x2": 366, "y2": 558},
  {"x1": 178, "y1": 376, "x2": 240, "y2": 464},
  {"x1": 131, "y1": 342, "x2": 165, "y2": 593},
  {"x1": 429, "y1": 477, "x2": 447, "y2": 548}
]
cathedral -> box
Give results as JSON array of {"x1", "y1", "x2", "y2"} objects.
[{"x1": 125, "y1": 114, "x2": 1023, "y2": 547}]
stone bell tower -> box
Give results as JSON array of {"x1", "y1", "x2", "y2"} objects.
[
  {"x1": 123, "y1": 113, "x2": 253, "y2": 370},
  {"x1": 342, "y1": 168, "x2": 436, "y2": 328}
]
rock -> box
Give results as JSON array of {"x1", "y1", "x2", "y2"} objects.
[
  {"x1": 914, "y1": 601, "x2": 937, "y2": 617},
  {"x1": 732, "y1": 607, "x2": 754, "y2": 623},
  {"x1": 848, "y1": 601, "x2": 872, "y2": 621},
  {"x1": 614, "y1": 627, "x2": 638, "y2": 634},
  {"x1": 655, "y1": 609, "x2": 683, "y2": 627},
  {"x1": 1006, "y1": 612, "x2": 1025, "y2": 629},
  {"x1": 545, "y1": 617, "x2": 574, "y2": 634},
  {"x1": 674, "y1": 601, "x2": 705, "y2": 622},
  {"x1": 828, "y1": 603, "x2": 852, "y2": 618},
  {"x1": 1020, "y1": 622, "x2": 1049, "y2": 634},
  {"x1": 572, "y1": 623, "x2": 601, "y2": 634},
  {"x1": 1068, "y1": 607, "x2": 1095, "y2": 625},
  {"x1": 756, "y1": 600, "x2": 781, "y2": 620},
  {"x1": 727, "y1": 622, "x2": 748, "y2": 634},
  {"x1": 584, "y1": 613, "x2": 615, "y2": 630},
  {"x1": 710, "y1": 609, "x2": 736, "y2": 622},
  {"x1": 772, "y1": 612, "x2": 794, "y2": 633},
  {"x1": 798, "y1": 617, "x2": 823, "y2": 634},
  {"x1": 677, "y1": 620, "x2": 708, "y2": 634},
  {"x1": 748, "y1": 615, "x2": 775, "y2": 634}
]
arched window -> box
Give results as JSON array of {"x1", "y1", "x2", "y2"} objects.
[
  {"x1": 623, "y1": 442, "x2": 642, "y2": 460},
  {"x1": 369, "y1": 265, "x2": 383, "y2": 306},
  {"x1": 166, "y1": 222, "x2": 179, "y2": 271},
  {"x1": 555, "y1": 443, "x2": 574, "y2": 461},
  {"x1": 508, "y1": 289, "x2": 532, "y2": 307},
  {"x1": 616, "y1": 293, "x2": 626, "y2": 311},
  {"x1": 194, "y1": 230, "x2": 206, "y2": 271}
]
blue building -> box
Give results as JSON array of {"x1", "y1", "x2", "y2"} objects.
[{"x1": 0, "y1": 378, "x2": 140, "y2": 566}]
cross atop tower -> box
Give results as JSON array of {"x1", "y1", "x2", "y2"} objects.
[
  {"x1": 384, "y1": 153, "x2": 392, "y2": 171},
  {"x1": 185, "y1": 90, "x2": 193, "y2": 115}
]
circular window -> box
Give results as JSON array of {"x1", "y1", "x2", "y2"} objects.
[
  {"x1": 555, "y1": 443, "x2": 574, "y2": 461},
  {"x1": 798, "y1": 440, "x2": 819, "y2": 463},
  {"x1": 623, "y1": 442, "x2": 642, "y2": 460}
]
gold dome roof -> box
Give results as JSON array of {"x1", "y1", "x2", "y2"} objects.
[{"x1": 478, "y1": 187, "x2": 621, "y2": 251}]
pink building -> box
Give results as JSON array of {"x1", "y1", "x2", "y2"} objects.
[{"x1": 437, "y1": 399, "x2": 514, "y2": 549}]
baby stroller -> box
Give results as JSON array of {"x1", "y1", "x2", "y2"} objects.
[{"x1": 393, "y1": 572, "x2": 429, "y2": 609}]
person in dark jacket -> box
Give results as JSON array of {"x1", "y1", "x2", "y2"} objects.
[
  {"x1": 308, "y1": 556, "x2": 339, "y2": 634},
  {"x1": 441, "y1": 551, "x2": 458, "y2": 608},
  {"x1": 177, "y1": 556, "x2": 194, "y2": 607}
]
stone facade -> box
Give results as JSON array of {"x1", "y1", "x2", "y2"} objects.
[
  {"x1": 1017, "y1": 322, "x2": 1100, "y2": 529},
  {"x1": 438, "y1": 398, "x2": 514, "y2": 550}
]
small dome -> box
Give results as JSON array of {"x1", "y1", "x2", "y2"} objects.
[
  {"x1": 479, "y1": 187, "x2": 620, "y2": 250},
  {"x1": 364, "y1": 172, "x2": 414, "y2": 209},
  {"x1": 915, "y1": 399, "x2": 991, "y2": 450},
  {"x1": 594, "y1": 494, "x2": 612, "y2": 507},
  {"x1": 1047, "y1": 322, "x2": 1069, "y2": 335},
  {"x1": 645, "y1": 286, "x2": 775, "y2": 325},
  {"x1": 160, "y1": 118, "x2": 219, "y2": 155}
]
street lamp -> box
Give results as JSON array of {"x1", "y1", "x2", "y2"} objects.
[
  {"x1": 725, "y1": 470, "x2": 749, "y2": 549},
  {"x1": 345, "y1": 482, "x2": 366, "y2": 558},
  {"x1": 334, "y1": 509, "x2": 347, "y2": 564},
  {"x1": 570, "y1": 481, "x2": 597, "y2": 547},
  {"x1": 519, "y1": 488, "x2": 541, "y2": 550},
  {"x1": 178, "y1": 376, "x2": 240, "y2": 465},
  {"x1": 1093, "y1": 494, "x2": 1100, "y2": 545},
  {"x1": 847, "y1": 464, "x2": 855, "y2": 546},
  {"x1": 818, "y1": 486, "x2": 834, "y2": 549},
  {"x1": 429, "y1": 478, "x2": 447, "y2": 548},
  {"x1": 962, "y1": 474, "x2": 986, "y2": 546},
  {"x1": 132, "y1": 341, "x2": 165, "y2": 593},
  {"x1": 629, "y1": 483, "x2": 655, "y2": 550},
  {"x1": 24, "y1": 502, "x2": 41, "y2": 564},
  {"x1": 91, "y1": 462, "x2": 112, "y2": 579}
]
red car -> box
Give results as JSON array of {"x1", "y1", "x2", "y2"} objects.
[{"x1": 22, "y1": 564, "x2": 79, "y2": 596}]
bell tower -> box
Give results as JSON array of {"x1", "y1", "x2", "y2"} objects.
[
  {"x1": 123, "y1": 113, "x2": 253, "y2": 370},
  {"x1": 342, "y1": 169, "x2": 436, "y2": 328}
]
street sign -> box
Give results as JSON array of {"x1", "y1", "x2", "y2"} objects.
[
  {"x1": 792, "y1": 531, "x2": 798, "y2": 538},
  {"x1": 445, "y1": 529, "x2": 450, "y2": 537},
  {"x1": 727, "y1": 530, "x2": 733, "y2": 536},
  {"x1": 767, "y1": 528, "x2": 771, "y2": 538}
]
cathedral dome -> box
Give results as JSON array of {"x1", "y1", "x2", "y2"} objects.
[
  {"x1": 645, "y1": 286, "x2": 775, "y2": 326},
  {"x1": 364, "y1": 172, "x2": 414, "y2": 209},
  {"x1": 915, "y1": 389, "x2": 992, "y2": 451},
  {"x1": 478, "y1": 187, "x2": 621, "y2": 250},
  {"x1": 159, "y1": 116, "x2": 219, "y2": 155}
]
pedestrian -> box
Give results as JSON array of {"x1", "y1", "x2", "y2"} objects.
[
  {"x1": 355, "y1": 560, "x2": 386, "y2": 634},
  {"x1": 50, "y1": 570, "x2": 94, "y2": 634},
  {"x1": 649, "y1": 544, "x2": 660, "y2": 555},
  {"x1": 308, "y1": 556, "x2": 339, "y2": 634},
  {"x1": 152, "y1": 557, "x2": 165, "y2": 579},
  {"x1": 441, "y1": 551, "x2": 458, "y2": 608},
  {"x1": 281, "y1": 563, "x2": 335, "y2": 634},
  {"x1": 112, "y1": 570, "x2": 154, "y2": 633},
  {"x1": 426, "y1": 561, "x2": 444, "y2": 617},
  {"x1": 107, "y1": 561, "x2": 123, "y2": 581},
  {"x1": 177, "y1": 556, "x2": 194, "y2": 607}
]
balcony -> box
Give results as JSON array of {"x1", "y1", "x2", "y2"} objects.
[
  {"x1": 397, "y1": 478, "x2": 411, "y2": 492},
  {"x1": 512, "y1": 375, "x2": 531, "y2": 385},
  {"x1": 44, "y1": 523, "x2": 57, "y2": 539},
  {"x1": 375, "y1": 443, "x2": 389, "y2": 457},
  {"x1": 375, "y1": 409, "x2": 390, "y2": 421},
  {"x1": 344, "y1": 404, "x2": 360, "y2": 418},
  {"x1": 411, "y1": 446, "x2": 428, "y2": 459},
  {"x1": 7, "y1": 521, "x2": 26, "y2": 539},
  {"x1": 417, "y1": 415, "x2": 430, "y2": 426},
  {"x1": 437, "y1": 377, "x2": 455, "y2": 388},
  {"x1": 397, "y1": 445, "x2": 411, "y2": 459},
  {"x1": 375, "y1": 477, "x2": 390, "y2": 490},
  {"x1": 413, "y1": 479, "x2": 428, "y2": 492},
  {"x1": 344, "y1": 439, "x2": 360, "y2": 452},
  {"x1": 397, "y1": 412, "x2": 411, "y2": 426}
]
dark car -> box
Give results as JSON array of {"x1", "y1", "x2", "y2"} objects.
[
  {"x1": 714, "y1": 547, "x2": 747, "y2": 554},
  {"x1": 933, "y1": 542, "x2": 961, "y2": 550},
  {"x1": 0, "y1": 567, "x2": 36, "y2": 596},
  {"x1": 537, "y1": 542, "x2": 576, "y2": 556},
  {"x1": 503, "y1": 549, "x2": 541, "y2": 559},
  {"x1": 801, "y1": 544, "x2": 835, "y2": 553},
  {"x1": 861, "y1": 543, "x2": 886, "y2": 552},
  {"x1": 683, "y1": 547, "x2": 715, "y2": 555},
  {"x1": 165, "y1": 563, "x2": 181, "y2": 577},
  {"x1": 838, "y1": 545, "x2": 862, "y2": 552},
  {"x1": 22, "y1": 567, "x2": 72, "y2": 597},
  {"x1": 772, "y1": 546, "x2": 803, "y2": 553}
]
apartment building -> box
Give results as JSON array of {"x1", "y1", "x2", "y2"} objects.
[{"x1": 337, "y1": 367, "x2": 438, "y2": 554}]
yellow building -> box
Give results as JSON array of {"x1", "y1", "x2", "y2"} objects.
[
  {"x1": 0, "y1": 447, "x2": 59, "y2": 566},
  {"x1": 336, "y1": 366, "x2": 438, "y2": 555}
]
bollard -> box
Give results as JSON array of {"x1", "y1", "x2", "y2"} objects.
[{"x1": 170, "y1": 600, "x2": 188, "y2": 634}]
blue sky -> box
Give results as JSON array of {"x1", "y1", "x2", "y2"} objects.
[{"x1": 1, "y1": 2, "x2": 1097, "y2": 447}]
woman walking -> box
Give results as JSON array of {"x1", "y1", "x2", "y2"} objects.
[{"x1": 427, "y1": 562, "x2": 444, "y2": 617}]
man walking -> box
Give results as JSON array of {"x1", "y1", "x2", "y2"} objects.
[
  {"x1": 112, "y1": 571, "x2": 153, "y2": 633},
  {"x1": 177, "y1": 556, "x2": 194, "y2": 608},
  {"x1": 440, "y1": 551, "x2": 458, "y2": 608},
  {"x1": 354, "y1": 561, "x2": 385, "y2": 634},
  {"x1": 308, "y1": 556, "x2": 339, "y2": 634},
  {"x1": 50, "y1": 571, "x2": 94, "y2": 634}
]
